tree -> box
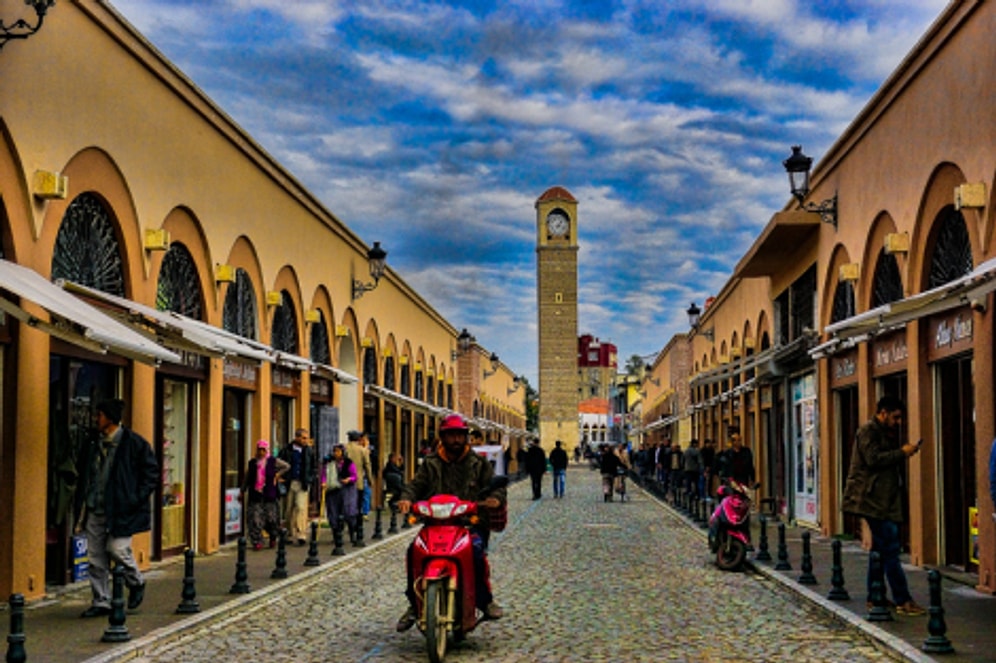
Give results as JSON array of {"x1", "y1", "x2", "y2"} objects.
[{"x1": 624, "y1": 354, "x2": 647, "y2": 377}]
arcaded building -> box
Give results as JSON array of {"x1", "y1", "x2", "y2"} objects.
[
  {"x1": 644, "y1": 0, "x2": 996, "y2": 592},
  {"x1": 0, "y1": 1, "x2": 525, "y2": 599}
]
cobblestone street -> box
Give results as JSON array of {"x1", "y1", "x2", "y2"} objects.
[{"x1": 126, "y1": 468, "x2": 900, "y2": 663}]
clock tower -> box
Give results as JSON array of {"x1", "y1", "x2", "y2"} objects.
[{"x1": 536, "y1": 186, "x2": 579, "y2": 453}]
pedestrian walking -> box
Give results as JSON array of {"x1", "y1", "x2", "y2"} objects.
[
  {"x1": 525, "y1": 438, "x2": 547, "y2": 500},
  {"x1": 614, "y1": 444, "x2": 631, "y2": 501},
  {"x1": 346, "y1": 430, "x2": 373, "y2": 520},
  {"x1": 842, "y1": 395, "x2": 926, "y2": 616},
  {"x1": 549, "y1": 440, "x2": 569, "y2": 498},
  {"x1": 323, "y1": 444, "x2": 360, "y2": 545},
  {"x1": 241, "y1": 440, "x2": 289, "y2": 551},
  {"x1": 598, "y1": 443, "x2": 622, "y2": 502},
  {"x1": 278, "y1": 428, "x2": 316, "y2": 545},
  {"x1": 382, "y1": 453, "x2": 405, "y2": 509},
  {"x1": 75, "y1": 399, "x2": 159, "y2": 618},
  {"x1": 700, "y1": 439, "x2": 716, "y2": 498},
  {"x1": 683, "y1": 439, "x2": 703, "y2": 498}
]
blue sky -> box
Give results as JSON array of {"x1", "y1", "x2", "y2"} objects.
[{"x1": 111, "y1": 0, "x2": 948, "y2": 386}]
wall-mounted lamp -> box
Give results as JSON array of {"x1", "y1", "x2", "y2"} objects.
[
  {"x1": 451, "y1": 327, "x2": 474, "y2": 361},
  {"x1": 265, "y1": 290, "x2": 282, "y2": 307},
  {"x1": 507, "y1": 375, "x2": 522, "y2": 396},
  {"x1": 783, "y1": 145, "x2": 837, "y2": 229},
  {"x1": 1, "y1": 1, "x2": 54, "y2": 51},
  {"x1": 482, "y1": 352, "x2": 499, "y2": 379},
  {"x1": 215, "y1": 263, "x2": 236, "y2": 284},
  {"x1": 686, "y1": 302, "x2": 715, "y2": 341},
  {"x1": 304, "y1": 309, "x2": 322, "y2": 324},
  {"x1": 143, "y1": 228, "x2": 171, "y2": 252},
  {"x1": 644, "y1": 364, "x2": 661, "y2": 387},
  {"x1": 351, "y1": 241, "x2": 387, "y2": 300}
]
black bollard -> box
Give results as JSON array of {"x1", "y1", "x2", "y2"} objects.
[
  {"x1": 698, "y1": 497, "x2": 709, "y2": 529},
  {"x1": 331, "y1": 523, "x2": 346, "y2": 556},
  {"x1": 388, "y1": 503, "x2": 399, "y2": 535},
  {"x1": 304, "y1": 521, "x2": 320, "y2": 567},
  {"x1": 372, "y1": 506, "x2": 384, "y2": 540},
  {"x1": 755, "y1": 515, "x2": 772, "y2": 562},
  {"x1": 827, "y1": 539, "x2": 850, "y2": 601},
  {"x1": 353, "y1": 516, "x2": 366, "y2": 548},
  {"x1": 797, "y1": 531, "x2": 818, "y2": 585},
  {"x1": 922, "y1": 569, "x2": 954, "y2": 654},
  {"x1": 271, "y1": 529, "x2": 288, "y2": 579},
  {"x1": 401, "y1": 510, "x2": 412, "y2": 529},
  {"x1": 101, "y1": 566, "x2": 131, "y2": 642},
  {"x1": 774, "y1": 523, "x2": 792, "y2": 571},
  {"x1": 6, "y1": 593, "x2": 26, "y2": 663},
  {"x1": 866, "y1": 551, "x2": 893, "y2": 622},
  {"x1": 176, "y1": 548, "x2": 201, "y2": 614},
  {"x1": 229, "y1": 537, "x2": 251, "y2": 594}
]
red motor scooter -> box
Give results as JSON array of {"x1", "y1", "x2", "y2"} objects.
[
  {"x1": 408, "y1": 480, "x2": 505, "y2": 663},
  {"x1": 708, "y1": 480, "x2": 755, "y2": 571}
]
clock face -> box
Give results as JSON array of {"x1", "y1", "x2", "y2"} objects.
[{"x1": 546, "y1": 211, "x2": 569, "y2": 237}]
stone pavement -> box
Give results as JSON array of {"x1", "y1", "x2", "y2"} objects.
[{"x1": 3, "y1": 466, "x2": 992, "y2": 662}]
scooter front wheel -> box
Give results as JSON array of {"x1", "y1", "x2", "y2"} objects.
[
  {"x1": 716, "y1": 535, "x2": 747, "y2": 571},
  {"x1": 424, "y1": 579, "x2": 450, "y2": 663}
]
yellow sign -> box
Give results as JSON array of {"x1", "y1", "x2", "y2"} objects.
[{"x1": 969, "y1": 506, "x2": 979, "y2": 565}]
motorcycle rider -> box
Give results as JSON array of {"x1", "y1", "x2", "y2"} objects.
[{"x1": 395, "y1": 414, "x2": 506, "y2": 632}]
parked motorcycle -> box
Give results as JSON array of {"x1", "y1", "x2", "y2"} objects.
[
  {"x1": 707, "y1": 480, "x2": 756, "y2": 571},
  {"x1": 407, "y1": 477, "x2": 507, "y2": 663}
]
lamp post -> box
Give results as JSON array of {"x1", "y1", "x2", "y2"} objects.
[
  {"x1": 351, "y1": 241, "x2": 387, "y2": 299},
  {"x1": 482, "y1": 352, "x2": 499, "y2": 379},
  {"x1": 686, "y1": 302, "x2": 714, "y2": 341},
  {"x1": 783, "y1": 145, "x2": 838, "y2": 228},
  {"x1": 1, "y1": 1, "x2": 54, "y2": 51}
]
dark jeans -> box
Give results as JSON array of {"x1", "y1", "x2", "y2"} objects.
[
  {"x1": 864, "y1": 517, "x2": 913, "y2": 605},
  {"x1": 530, "y1": 473, "x2": 543, "y2": 499}
]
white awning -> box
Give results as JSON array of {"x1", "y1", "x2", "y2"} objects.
[
  {"x1": 311, "y1": 362, "x2": 359, "y2": 384},
  {"x1": 0, "y1": 260, "x2": 180, "y2": 365},
  {"x1": 824, "y1": 256, "x2": 996, "y2": 340},
  {"x1": 60, "y1": 280, "x2": 272, "y2": 364},
  {"x1": 365, "y1": 384, "x2": 443, "y2": 415}
]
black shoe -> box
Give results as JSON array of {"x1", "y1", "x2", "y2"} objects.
[
  {"x1": 81, "y1": 606, "x2": 111, "y2": 619},
  {"x1": 127, "y1": 582, "x2": 146, "y2": 610},
  {"x1": 396, "y1": 605, "x2": 417, "y2": 632}
]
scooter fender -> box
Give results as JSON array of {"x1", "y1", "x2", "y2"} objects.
[
  {"x1": 727, "y1": 527, "x2": 751, "y2": 547},
  {"x1": 422, "y1": 558, "x2": 458, "y2": 588}
]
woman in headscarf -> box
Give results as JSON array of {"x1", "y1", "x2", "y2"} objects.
[
  {"x1": 324, "y1": 443, "x2": 360, "y2": 548},
  {"x1": 241, "y1": 440, "x2": 289, "y2": 550}
]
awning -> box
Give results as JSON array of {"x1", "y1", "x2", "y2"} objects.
[
  {"x1": 311, "y1": 362, "x2": 359, "y2": 384},
  {"x1": 60, "y1": 281, "x2": 271, "y2": 364},
  {"x1": 734, "y1": 210, "x2": 821, "y2": 279},
  {"x1": 365, "y1": 384, "x2": 443, "y2": 415},
  {"x1": 824, "y1": 256, "x2": 996, "y2": 341},
  {"x1": 0, "y1": 259, "x2": 180, "y2": 365}
]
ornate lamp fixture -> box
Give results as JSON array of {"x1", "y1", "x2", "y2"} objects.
[
  {"x1": 351, "y1": 241, "x2": 387, "y2": 300},
  {"x1": 482, "y1": 352, "x2": 499, "y2": 379},
  {"x1": 1, "y1": 1, "x2": 54, "y2": 51},
  {"x1": 783, "y1": 145, "x2": 838, "y2": 228},
  {"x1": 686, "y1": 302, "x2": 714, "y2": 341},
  {"x1": 507, "y1": 375, "x2": 523, "y2": 396}
]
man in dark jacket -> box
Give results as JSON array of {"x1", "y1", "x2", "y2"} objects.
[
  {"x1": 525, "y1": 439, "x2": 547, "y2": 500},
  {"x1": 382, "y1": 453, "x2": 405, "y2": 508},
  {"x1": 279, "y1": 428, "x2": 317, "y2": 545},
  {"x1": 549, "y1": 440, "x2": 569, "y2": 498},
  {"x1": 842, "y1": 395, "x2": 925, "y2": 616},
  {"x1": 76, "y1": 399, "x2": 159, "y2": 618}
]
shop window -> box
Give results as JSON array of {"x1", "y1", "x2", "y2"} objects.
[
  {"x1": 830, "y1": 280, "x2": 855, "y2": 323},
  {"x1": 774, "y1": 265, "x2": 816, "y2": 344},
  {"x1": 271, "y1": 290, "x2": 298, "y2": 353},
  {"x1": 310, "y1": 313, "x2": 330, "y2": 365},
  {"x1": 223, "y1": 268, "x2": 257, "y2": 339},
  {"x1": 384, "y1": 356, "x2": 395, "y2": 390},
  {"x1": 156, "y1": 243, "x2": 203, "y2": 318},
  {"x1": 51, "y1": 192, "x2": 124, "y2": 295},
  {"x1": 927, "y1": 206, "x2": 973, "y2": 288},
  {"x1": 871, "y1": 249, "x2": 903, "y2": 307}
]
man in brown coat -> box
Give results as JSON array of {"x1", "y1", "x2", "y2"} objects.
[{"x1": 842, "y1": 395, "x2": 925, "y2": 616}]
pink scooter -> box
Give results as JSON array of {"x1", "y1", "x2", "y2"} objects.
[{"x1": 708, "y1": 480, "x2": 755, "y2": 571}]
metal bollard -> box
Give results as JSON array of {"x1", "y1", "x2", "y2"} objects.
[
  {"x1": 6, "y1": 593, "x2": 26, "y2": 663},
  {"x1": 388, "y1": 503, "x2": 399, "y2": 535},
  {"x1": 101, "y1": 566, "x2": 131, "y2": 642},
  {"x1": 774, "y1": 523, "x2": 792, "y2": 571},
  {"x1": 922, "y1": 569, "x2": 954, "y2": 654},
  {"x1": 698, "y1": 497, "x2": 709, "y2": 529},
  {"x1": 372, "y1": 506, "x2": 384, "y2": 540},
  {"x1": 176, "y1": 548, "x2": 201, "y2": 614},
  {"x1": 229, "y1": 537, "x2": 251, "y2": 594},
  {"x1": 353, "y1": 516, "x2": 366, "y2": 548},
  {"x1": 797, "y1": 531, "x2": 818, "y2": 585},
  {"x1": 271, "y1": 529, "x2": 288, "y2": 579},
  {"x1": 755, "y1": 515, "x2": 772, "y2": 562},
  {"x1": 331, "y1": 522, "x2": 346, "y2": 556},
  {"x1": 826, "y1": 539, "x2": 850, "y2": 601},
  {"x1": 866, "y1": 551, "x2": 893, "y2": 622},
  {"x1": 304, "y1": 521, "x2": 320, "y2": 567}
]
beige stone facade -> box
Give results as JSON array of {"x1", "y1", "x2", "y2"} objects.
[{"x1": 643, "y1": 0, "x2": 996, "y2": 593}]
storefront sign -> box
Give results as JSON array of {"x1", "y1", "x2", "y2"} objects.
[
  {"x1": 872, "y1": 332, "x2": 907, "y2": 376},
  {"x1": 927, "y1": 308, "x2": 973, "y2": 361},
  {"x1": 310, "y1": 377, "x2": 331, "y2": 400},
  {"x1": 831, "y1": 349, "x2": 858, "y2": 386},
  {"x1": 223, "y1": 359, "x2": 258, "y2": 387},
  {"x1": 224, "y1": 488, "x2": 242, "y2": 535}
]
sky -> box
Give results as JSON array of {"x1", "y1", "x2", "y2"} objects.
[{"x1": 110, "y1": 0, "x2": 949, "y2": 386}]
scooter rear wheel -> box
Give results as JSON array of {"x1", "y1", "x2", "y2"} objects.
[
  {"x1": 425, "y1": 579, "x2": 449, "y2": 663},
  {"x1": 716, "y1": 535, "x2": 747, "y2": 571}
]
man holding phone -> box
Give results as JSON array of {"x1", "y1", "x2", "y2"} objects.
[{"x1": 842, "y1": 395, "x2": 926, "y2": 616}]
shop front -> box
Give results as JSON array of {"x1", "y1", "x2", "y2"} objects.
[{"x1": 830, "y1": 348, "x2": 860, "y2": 538}]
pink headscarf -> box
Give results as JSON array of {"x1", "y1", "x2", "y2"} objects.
[{"x1": 254, "y1": 440, "x2": 269, "y2": 492}]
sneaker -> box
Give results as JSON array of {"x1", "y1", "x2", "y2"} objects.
[
  {"x1": 80, "y1": 605, "x2": 111, "y2": 619},
  {"x1": 483, "y1": 601, "x2": 504, "y2": 620},
  {"x1": 127, "y1": 582, "x2": 146, "y2": 610},
  {"x1": 396, "y1": 605, "x2": 416, "y2": 632},
  {"x1": 865, "y1": 598, "x2": 896, "y2": 611},
  {"x1": 896, "y1": 600, "x2": 926, "y2": 616}
]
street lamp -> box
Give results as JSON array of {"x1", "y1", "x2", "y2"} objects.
[
  {"x1": 351, "y1": 241, "x2": 387, "y2": 300},
  {"x1": 1, "y1": 1, "x2": 54, "y2": 51},
  {"x1": 783, "y1": 145, "x2": 838, "y2": 229},
  {"x1": 482, "y1": 352, "x2": 499, "y2": 380},
  {"x1": 686, "y1": 302, "x2": 714, "y2": 341},
  {"x1": 644, "y1": 364, "x2": 660, "y2": 387},
  {"x1": 451, "y1": 327, "x2": 474, "y2": 361},
  {"x1": 507, "y1": 375, "x2": 523, "y2": 396}
]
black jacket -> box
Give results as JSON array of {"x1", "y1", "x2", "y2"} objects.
[
  {"x1": 549, "y1": 447, "x2": 569, "y2": 471},
  {"x1": 525, "y1": 445, "x2": 547, "y2": 476},
  {"x1": 278, "y1": 443, "x2": 317, "y2": 485},
  {"x1": 79, "y1": 427, "x2": 159, "y2": 537}
]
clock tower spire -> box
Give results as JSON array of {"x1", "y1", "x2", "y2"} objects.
[{"x1": 535, "y1": 186, "x2": 579, "y2": 453}]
